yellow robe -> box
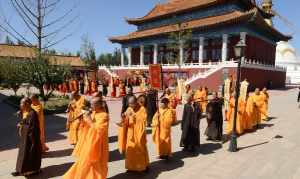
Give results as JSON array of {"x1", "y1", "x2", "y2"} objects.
[
  {"x1": 226, "y1": 97, "x2": 245, "y2": 135},
  {"x1": 252, "y1": 94, "x2": 264, "y2": 126},
  {"x1": 152, "y1": 108, "x2": 175, "y2": 157},
  {"x1": 244, "y1": 95, "x2": 254, "y2": 130},
  {"x1": 194, "y1": 89, "x2": 206, "y2": 112},
  {"x1": 118, "y1": 106, "x2": 149, "y2": 171},
  {"x1": 68, "y1": 96, "x2": 85, "y2": 145},
  {"x1": 260, "y1": 92, "x2": 269, "y2": 121},
  {"x1": 72, "y1": 120, "x2": 89, "y2": 157},
  {"x1": 31, "y1": 102, "x2": 49, "y2": 152},
  {"x1": 64, "y1": 112, "x2": 109, "y2": 179}
]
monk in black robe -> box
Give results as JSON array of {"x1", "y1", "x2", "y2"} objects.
[
  {"x1": 205, "y1": 92, "x2": 223, "y2": 141},
  {"x1": 146, "y1": 88, "x2": 158, "y2": 127},
  {"x1": 180, "y1": 96, "x2": 201, "y2": 152},
  {"x1": 12, "y1": 97, "x2": 42, "y2": 177},
  {"x1": 121, "y1": 87, "x2": 134, "y2": 114}
]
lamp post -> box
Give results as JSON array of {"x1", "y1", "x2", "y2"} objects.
[{"x1": 228, "y1": 38, "x2": 246, "y2": 152}]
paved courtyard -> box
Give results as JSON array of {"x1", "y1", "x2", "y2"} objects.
[{"x1": 0, "y1": 88, "x2": 300, "y2": 179}]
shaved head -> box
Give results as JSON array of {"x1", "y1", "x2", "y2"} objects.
[
  {"x1": 128, "y1": 96, "x2": 137, "y2": 104},
  {"x1": 20, "y1": 97, "x2": 31, "y2": 110}
]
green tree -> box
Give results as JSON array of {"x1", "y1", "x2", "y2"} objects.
[
  {"x1": 0, "y1": 58, "x2": 26, "y2": 95},
  {"x1": 167, "y1": 22, "x2": 192, "y2": 69},
  {"x1": 21, "y1": 54, "x2": 71, "y2": 101},
  {"x1": 97, "y1": 48, "x2": 121, "y2": 66},
  {"x1": 5, "y1": 36, "x2": 14, "y2": 45}
]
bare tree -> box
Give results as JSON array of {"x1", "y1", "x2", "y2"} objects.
[
  {"x1": 0, "y1": 0, "x2": 77, "y2": 100},
  {"x1": 0, "y1": 0, "x2": 79, "y2": 54}
]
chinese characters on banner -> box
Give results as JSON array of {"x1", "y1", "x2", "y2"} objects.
[{"x1": 149, "y1": 64, "x2": 163, "y2": 90}]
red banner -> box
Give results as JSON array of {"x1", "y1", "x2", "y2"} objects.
[{"x1": 149, "y1": 64, "x2": 162, "y2": 90}]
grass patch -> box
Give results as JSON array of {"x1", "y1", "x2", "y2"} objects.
[
  {"x1": 4, "y1": 95, "x2": 70, "y2": 114},
  {"x1": 44, "y1": 97, "x2": 70, "y2": 114}
]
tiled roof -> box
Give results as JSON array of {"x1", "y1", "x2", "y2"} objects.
[
  {"x1": 126, "y1": 0, "x2": 246, "y2": 24},
  {"x1": 110, "y1": 8, "x2": 291, "y2": 43},
  {"x1": 0, "y1": 44, "x2": 85, "y2": 67},
  {"x1": 0, "y1": 44, "x2": 36, "y2": 58},
  {"x1": 48, "y1": 55, "x2": 85, "y2": 67}
]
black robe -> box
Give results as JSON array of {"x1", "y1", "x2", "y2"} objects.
[
  {"x1": 121, "y1": 94, "x2": 134, "y2": 114},
  {"x1": 180, "y1": 103, "x2": 201, "y2": 149},
  {"x1": 16, "y1": 109, "x2": 42, "y2": 174},
  {"x1": 205, "y1": 98, "x2": 223, "y2": 141},
  {"x1": 146, "y1": 90, "x2": 158, "y2": 126}
]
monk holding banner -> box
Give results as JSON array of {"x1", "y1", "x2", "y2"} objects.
[
  {"x1": 152, "y1": 98, "x2": 176, "y2": 159},
  {"x1": 117, "y1": 96, "x2": 149, "y2": 172}
]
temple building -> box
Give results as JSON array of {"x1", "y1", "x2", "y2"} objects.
[
  {"x1": 105, "y1": 0, "x2": 291, "y2": 90},
  {"x1": 276, "y1": 41, "x2": 300, "y2": 85},
  {"x1": 0, "y1": 44, "x2": 88, "y2": 78}
]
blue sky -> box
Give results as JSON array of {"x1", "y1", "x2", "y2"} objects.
[{"x1": 0, "y1": 0, "x2": 299, "y2": 56}]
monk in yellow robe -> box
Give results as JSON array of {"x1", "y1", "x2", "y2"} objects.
[
  {"x1": 30, "y1": 95, "x2": 49, "y2": 153},
  {"x1": 252, "y1": 88, "x2": 264, "y2": 127},
  {"x1": 117, "y1": 96, "x2": 149, "y2": 172},
  {"x1": 119, "y1": 81, "x2": 126, "y2": 97},
  {"x1": 152, "y1": 98, "x2": 176, "y2": 159},
  {"x1": 226, "y1": 94, "x2": 245, "y2": 135},
  {"x1": 67, "y1": 92, "x2": 86, "y2": 145},
  {"x1": 64, "y1": 99, "x2": 109, "y2": 179},
  {"x1": 194, "y1": 87, "x2": 206, "y2": 112},
  {"x1": 90, "y1": 80, "x2": 98, "y2": 94},
  {"x1": 163, "y1": 88, "x2": 177, "y2": 121},
  {"x1": 202, "y1": 87, "x2": 209, "y2": 112},
  {"x1": 260, "y1": 87, "x2": 269, "y2": 121},
  {"x1": 243, "y1": 94, "x2": 253, "y2": 131}
]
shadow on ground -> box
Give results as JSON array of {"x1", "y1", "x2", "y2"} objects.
[
  {"x1": 109, "y1": 142, "x2": 221, "y2": 179},
  {"x1": 43, "y1": 148, "x2": 73, "y2": 158},
  {"x1": 27, "y1": 162, "x2": 74, "y2": 179},
  {"x1": 0, "y1": 93, "x2": 67, "y2": 152},
  {"x1": 238, "y1": 141, "x2": 269, "y2": 151}
]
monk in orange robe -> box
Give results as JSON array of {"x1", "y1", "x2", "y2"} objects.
[
  {"x1": 243, "y1": 94, "x2": 253, "y2": 131},
  {"x1": 30, "y1": 95, "x2": 49, "y2": 153},
  {"x1": 64, "y1": 99, "x2": 109, "y2": 179},
  {"x1": 252, "y1": 88, "x2": 264, "y2": 127},
  {"x1": 260, "y1": 87, "x2": 269, "y2": 121},
  {"x1": 202, "y1": 87, "x2": 209, "y2": 112},
  {"x1": 90, "y1": 80, "x2": 98, "y2": 94},
  {"x1": 62, "y1": 82, "x2": 67, "y2": 95},
  {"x1": 163, "y1": 88, "x2": 177, "y2": 121},
  {"x1": 194, "y1": 87, "x2": 206, "y2": 113},
  {"x1": 119, "y1": 81, "x2": 126, "y2": 97},
  {"x1": 117, "y1": 96, "x2": 149, "y2": 172},
  {"x1": 152, "y1": 98, "x2": 176, "y2": 159},
  {"x1": 69, "y1": 80, "x2": 74, "y2": 92},
  {"x1": 226, "y1": 94, "x2": 245, "y2": 135},
  {"x1": 66, "y1": 91, "x2": 86, "y2": 145}
]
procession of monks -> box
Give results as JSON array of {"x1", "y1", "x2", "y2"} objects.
[
  {"x1": 226, "y1": 87, "x2": 269, "y2": 135},
  {"x1": 57, "y1": 79, "x2": 98, "y2": 96},
  {"x1": 13, "y1": 77, "x2": 272, "y2": 178}
]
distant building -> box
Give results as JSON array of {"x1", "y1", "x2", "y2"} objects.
[
  {"x1": 276, "y1": 41, "x2": 300, "y2": 84},
  {"x1": 0, "y1": 44, "x2": 88, "y2": 78},
  {"x1": 104, "y1": 0, "x2": 291, "y2": 90}
]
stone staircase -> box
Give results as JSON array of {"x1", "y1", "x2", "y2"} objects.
[
  {"x1": 185, "y1": 61, "x2": 237, "y2": 90},
  {"x1": 98, "y1": 66, "x2": 118, "y2": 78}
]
